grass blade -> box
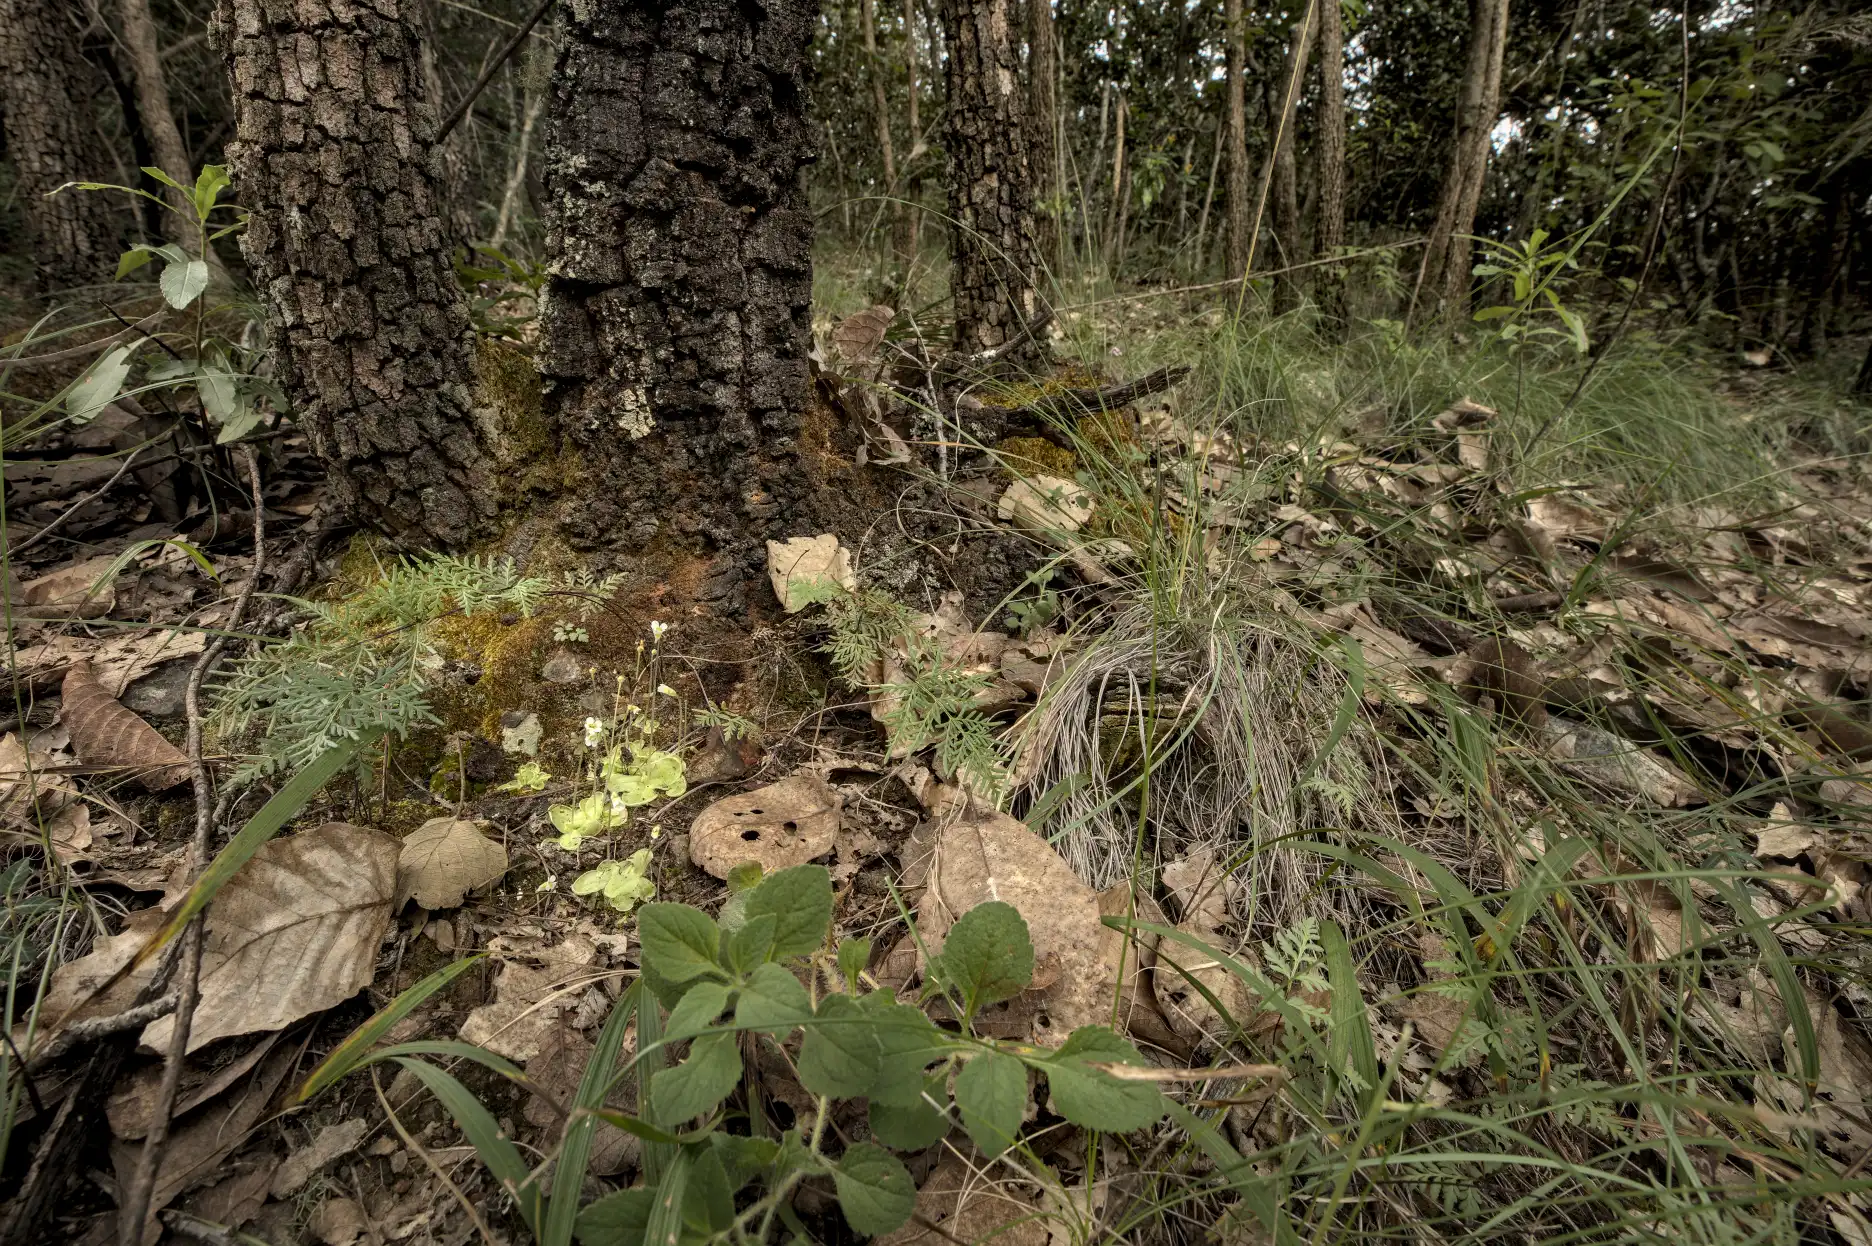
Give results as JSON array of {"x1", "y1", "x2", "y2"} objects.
[
  {"x1": 295, "y1": 954, "x2": 485, "y2": 1102},
  {"x1": 393, "y1": 1057, "x2": 544, "y2": 1236}
]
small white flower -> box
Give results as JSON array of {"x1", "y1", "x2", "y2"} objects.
[
  {"x1": 649, "y1": 823, "x2": 662, "y2": 840},
  {"x1": 536, "y1": 874, "x2": 557, "y2": 893},
  {"x1": 649, "y1": 620, "x2": 670, "y2": 641},
  {"x1": 583, "y1": 717, "x2": 605, "y2": 748},
  {"x1": 656, "y1": 684, "x2": 677, "y2": 697}
]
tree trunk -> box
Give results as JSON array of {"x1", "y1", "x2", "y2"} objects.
[
  {"x1": 941, "y1": 0, "x2": 1042, "y2": 359},
  {"x1": 0, "y1": 0, "x2": 126, "y2": 290},
  {"x1": 118, "y1": 0, "x2": 197, "y2": 243},
  {"x1": 1027, "y1": 0, "x2": 1058, "y2": 270},
  {"x1": 1314, "y1": 0, "x2": 1346, "y2": 321},
  {"x1": 899, "y1": 0, "x2": 925, "y2": 269},
  {"x1": 1223, "y1": 0, "x2": 1252, "y2": 280},
  {"x1": 861, "y1": 0, "x2": 898, "y2": 262},
  {"x1": 1269, "y1": 0, "x2": 1315, "y2": 313},
  {"x1": 539, "y1": 0, "x2": 818, "y2": 584},
  {"x1": 1411, "y1": 0, "x2": 1509, "y2": 325},
  {"x1": 215, "y1": 0, "x2": 497, "y2": 548}
]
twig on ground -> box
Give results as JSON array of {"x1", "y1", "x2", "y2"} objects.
[
  {"x1": 9, "y1": 452, "x2": 142, "y2": 558},
  {"x1": 24, "y1": 992, "x2": 177, "y2": 1072},
  {"x1": 118, "y1": 446, "x2": 266, "y2": 1246}
]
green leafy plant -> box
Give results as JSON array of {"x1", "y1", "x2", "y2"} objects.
[
  {"x1": 572, "y1": 848, "x2": 657, "y2": 914},
  {"x1": 1471, "y1": 228, "x2": 1590, "y2": 355},
  {"x1": 455, "y1": 242, "x2": 548, "y2": 340},
  {"x1": 211, "y1": 554, "x2": 564, "y2": 783},
  {"x1": 302, "y1": 865, "x2": 1166, "y2": 1244}
]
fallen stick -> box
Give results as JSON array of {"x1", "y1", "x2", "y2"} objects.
[{"x1": 1001, "y1": 364, "x2": 1193, "y2": 423}]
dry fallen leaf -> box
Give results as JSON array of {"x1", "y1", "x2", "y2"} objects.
[
  {"x1": 766, "y1": 534, "x2": 856, "y2": 612},
  {"x1": 394, "y1": 816, "x2": 508, "y2": 910},
  {"x1": 876, "y1": 1150, "x2": 1048, "y2": 1246},
  {"x1": 61, "y1": 661, "x2": 190, "y2": 790},
  {"x1": 141, "y1": 822, "x2": 401, "y2": 1053},
  {"x1": 14, "y1": 555, "x2": 119, "y2": 619},
  {"x1": 309, "y1": 1196, "x2": 368, "y2": 1246},
  {"x1": 1154, "y1": 848, "x2": 1255, "y2": 1049},
  {"x1": 525, "y1": 1021, "x2": 640, "y2": 1176},
  {"x1": 271, "y1": 1118, "x2": 368, "y2": 1197},
  {"x1": 830, "y1": 303, "x2": 895, "y2": 375},
  {"x1": 688, "y1": 774, "x2": 841, "y2": 879},
  {"x1": 918, "y1": 797, "x2": 1113, "y2": 1045},
  {"x1": 8, "y1": 628, "x2": 207, "y2": 696},
  {"x1": 998, "y1": 474, "x2": 1093, "y2": 532},
  {"x1": 458, "y1": 932, "x2": 602, "y2": 1061}
]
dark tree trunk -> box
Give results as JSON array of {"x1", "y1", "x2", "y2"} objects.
[
  {"x1": 941, "y1": 0, "x2": 1042, "y2": 359},
  {"x1": 1411, "y1": 0, "x2": 1509, "y2": 325},
  {"x1": 1222, "y1": 0, "x2": 1251, "y2": 280},
  {"x1": 215, "y1": 0, "x2": 498, "y2": 548},
  {"x1": 1027, "y1": 0, "x2": 1058, "y2": 270},
  {"x1": 0, "y1": 0, "x2": 127, "y2": 290},
  {"x1": 539, "y1": 0, "x2": 818, "y2": 582},
  {"x1": 1313, "y1": 0, "x2": 1346, "y2": 321},
  {"x1": 1269, "y1": 0, "x2": 1315, "y2": 313}
]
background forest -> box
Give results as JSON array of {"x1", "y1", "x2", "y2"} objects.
[{"x1": 5, "y1": 2, "x2": 1872, "y2": 1246}]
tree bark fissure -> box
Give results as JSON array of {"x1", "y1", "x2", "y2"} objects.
[
  {"x1": 1027, "y1": 0, "x2": 1058, "y2": 268},
  {"x1": 215, "y1": 0, "x2": 498, "y2": 549},
  {"x1": 539, "y1": 0, "x2": 817, "y2": 562},
  {"x1": 941, "y1": 0, "x2": 1041, "y2": 359}
]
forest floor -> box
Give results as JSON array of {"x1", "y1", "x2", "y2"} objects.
[{"x1": 6, "y1": 268, "x2": 1872, "y2": 1245}]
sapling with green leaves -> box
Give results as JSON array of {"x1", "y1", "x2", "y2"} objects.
[{"x1": 300, "y1": 864, "x2": 1168, "y2": 1245}]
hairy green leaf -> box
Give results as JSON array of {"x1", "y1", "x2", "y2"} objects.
[
  {"x1": 735, "y1": 962, "x2": 813, "y2": 1034},
  {"x1": 744, "y1": 864, "x2": 832, "y2": 960},
  {"x1": 650, "y1": 1031, "x2": 741, "y2": 1125},
  {"x1": 956, "y1": 1050, "x2": 1026, "y2": 1158},
  {"x1": 797, "y1": 993, "x2": 881, "y2": 1098},
  {"x1": 934, "y1": 900, "x2": 1033, "y2": 1016},
  {"x1": 832, "y1": 1142, "x2": 915, "y2": 1237},
  {"x1": 637, "y1": 903, "x2": 723, "y2": 985},
  {"x1": 1041, "y1": 1027, "x2": 1166, "y2": 1134}
]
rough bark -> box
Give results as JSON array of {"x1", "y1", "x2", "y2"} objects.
[
  {"x1": 1412, "y1": 0, "x2": 1510, "y2": 324},
  {"x1": 1027, "y1": 0, "x2": 1058, "y2": 268},
  {"x1": 899, "y1": 0, "x2": 925, "y2": 266},
  {"x1": 117, "y1": 0, "x2": 195, "y2": 242},
  {"x1": 215, "y1": 0, "x2": 498, "y2": 548},
  {"x1": 1222, "y1": 0, "x2": 1252, "y2": 280},
  {"x1": 1269, "y1": 0, "x2": 1315, "y2": 313},
  {"x1": 1314, "y1": 0, "x2": 1346, "y2": 321},
  {"x1": 539, "y1": 0, "x2": 817, "y2": 579},
  {"x1": 941, "y1": 0, "x2": 1042, "y2": 359},
  {"x1": 0, "y1": 0, "x2": 126, "y2": 290}
]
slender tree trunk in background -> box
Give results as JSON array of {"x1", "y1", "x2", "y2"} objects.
[
  {"x1": 0, "y1": 0, "x2": 126, "y2": 290},
  {"x1": 940, "y1": 0, "x2": 1042, "y2": 360},
  {"x1": 1796, "y1": 171, "x2": 1851, "y2": 358},
  {"x1": 118, "y1": 0, "x2": 196, "y2": 244},
  {"x1": 1269, "y1": 0, "x2": 1315, "y2": 313},
  {"x1": 215, "y1": 0, "x2": 497, "y2": 548},
  {"x1": 1223, "y1": 0, "x2": 1251, "y2": 280},
  {"x1": 491, "y1": 73, "x2": 545, "y2": 249},
  {"x1": 1027, "y1": 0, "x2": 1058, "y2": 271},
  {"x1": 1195, "y1": 117, "x2": 1222, "y2": 272},
  {"x1": 860, "y1": 0, "x2": 899, "y2": 263},
  {"x1": 1412, "y1": 0, "x2": 1509, "y2": 325},
  {"x1": 1314, "y1": 0, "x2": 1346, "y2": 321},
  {"x1": 416, "y1": 0, "x2": 477, "y2": 251},
  {"x1": 540, "y1": 0, "x2": 817, "y2": 592},
  {"x1": 1105, "y1": 91, "x2": 1126, "y2": 268},
  {"x1": 900, "y1": 0, "x2": 924, "y2": 269}
]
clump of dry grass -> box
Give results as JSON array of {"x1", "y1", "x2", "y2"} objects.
[{"x1": 1012, "y1": 591, "x2": 1400, "y2": 930}]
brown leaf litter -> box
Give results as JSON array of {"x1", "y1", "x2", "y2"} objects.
[{"x1": 688, "y1": 772, "x2": 843, "y2": 879}]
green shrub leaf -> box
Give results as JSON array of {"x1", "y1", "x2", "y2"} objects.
[
  {"x1": 933, "y1": 900, "x2": 1033, "y2": 1016},
  {"x1": 861, "y1": 997, "x2": 952, "y2": 1107},
  {"x1": 869, "y1": 1073, "x2": 951, "y2": 1150},
  {"x1": 797, "y1": 994, "x2": 881, "y2": 1098},
  {"x1": 832, "y1": 1142, "x2": 916, "y2": 1237},
  {"x1": 575, "y1": 1188, "x2": 654, "y2": 1246},
  {"x1": 637, "y1": 903, "x2": 724, "y2": 985},
  {"x1": 736, "y1": 962, "x2": 813, "y2": 1034},
  {"x1": 727, "y1": 912, "x2": 778, "y2": 972},
  {"x1": 956, "y1": 1050, "x2": 1026, "y2": 1157},
  {"x1": 664, "y1": 980, "x2": 729, "y2": 1042},
  {"x1": 1041, "y1": 1026, "x2": 1166, "y2": 1133},
  {"x1": 650, "y1": 1031, "x2": 742, "y2": 1125},
  {"x1": 744, "y1": 864, "x2": 833, "y2": 960}
]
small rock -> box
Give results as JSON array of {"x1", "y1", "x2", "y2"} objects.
[
  {"x1": 540, "y1": 651, "x2": 584, "y2": 684},
  {"x1": 120, "y1": 659, "x2": 195, "y2": 723},
  {"x1": 500, "y1": 711, "x2": 542, "y2": 756}
]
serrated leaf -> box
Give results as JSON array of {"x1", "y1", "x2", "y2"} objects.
[
  {"x1": 637, "y1": 903, "x2": 723, "y2": 985},
  {"x1": 727, "y1": 912, "x2": 777, "y2": 973},
  {"x1": 956, "y1": 1050, "x2": 1025, "y2": 1157},
  {"x1": 837, "y1": 937, "x2": 871, "y2": 990},
  {"x1": 650, "y1": 1031, "x2": 741, "y2": 1125},
  {"x1": 1041, "y1": 1026, "x2": 1166, "y2": 1133},
  {"x1": 869, "y1": 1073, "x2": 951, "y2": 1150},
  {"x1": 859, "y1": 997, "x2": 950, "y2": 1107},
  {"x1": 576, "y1": 1187, "x2": 654, "y2": 1246},
  {"x1": 160, "y1": 257, "x2": 209, "y2": 309},
  {"x1": 933, "y1": 900, "x2": 1033, "y2": 1016},
  {"x1": 832, "y1": 1142, "x2": 915, "y2": 1237},
  {"x1": 744, "y1": 864, "x2": 832, "y2": 960},
  {"x1": 664, "y1": 980, "x2": 729, "y2": 1041},
  {"x1": 796, "y1": 993, "x2": 880, "y2": 1098},
  {"x1": 735, "y1": 961, "x2": 812, "y2": 1033}
]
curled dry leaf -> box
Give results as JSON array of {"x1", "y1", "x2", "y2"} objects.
[
  {"x1": 689, "y1": 773, "x2": 841, "y2": 879},
  {"x1": 766, "y1": 534, "x2": 856, "y2": 612},
  {"x1": 61, "y1": 661, "x2": 190, "y2": 790},
  {"x1": 394, "y1": 816, "x2": 508, "y2": 910},
  {"x1": 830, "y1": 303, "x2": 895, "y2": 375},
  {"x1": 998, "y1": 474, "x2": 1093, "y2": 532},
  {"x1": 13, "y1": 555, "x2": 120, "y2": 619},
  {"x1": 141, "y1": 822, "x2": 402, "y2": 1054},
  {"x1": 1456, "y1": 637, "x2": 1550, "y2": 728},
  {"x1": 1153, "y1": 848, "x2": 1256, "y2": 1049},
  {"x1": 918, "y1": 797, "x2": 1112, "y2": 1045},
  {"x1": 1539, "y1": 716, "x2": 1702, "y2": 807}
]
